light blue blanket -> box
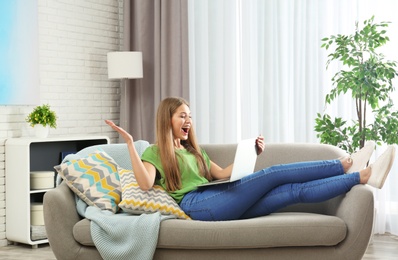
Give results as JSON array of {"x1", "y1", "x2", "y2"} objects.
[{"x1": 85, "y1": 206, "x2": 164, "y2": 260}]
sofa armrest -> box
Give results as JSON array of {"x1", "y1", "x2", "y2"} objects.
[
  {"x1": 43, "y1": 182, "x2": 84, "y2": 259},
  {"x1": 278, "y1": 184, "x2": 373, "y2": 259},
  {"x1": 331, "y1": 185, "x2": 374, "y2": 259}
]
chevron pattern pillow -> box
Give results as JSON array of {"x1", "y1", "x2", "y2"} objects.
[
  {"x1": 55, "y1": 151, "x2": 121, "y2": 213},
  {"x1": 118, "y1": 168, "x2": 191, "y2": 220}
]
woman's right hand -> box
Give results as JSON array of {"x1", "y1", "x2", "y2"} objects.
[
  {"x1": 105, "y1": 120, "x2": 134, "y2": 144},
  {"x1": 105, "y1": 120, "x2": 155, "y2": 190}
]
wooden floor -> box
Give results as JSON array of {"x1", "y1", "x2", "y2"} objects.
[
  {"x1": 362, "y1": 233, "x2": 398, "y2": 260},
  {"x1": 0, "y1": 234, "x2": 397, "y2": 259}
]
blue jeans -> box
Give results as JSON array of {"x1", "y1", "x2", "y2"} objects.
[{"x1": 179, "y1": 159, "x2": 360, "y2": 221}]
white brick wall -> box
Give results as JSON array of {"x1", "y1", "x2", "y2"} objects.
[{"x1": 0, "y1": 0, "x2": 124, "y2": 247}]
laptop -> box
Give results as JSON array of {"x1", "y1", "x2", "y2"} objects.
[{"x1": 197, "y1": 138, "x2": 258, "y2": 187}]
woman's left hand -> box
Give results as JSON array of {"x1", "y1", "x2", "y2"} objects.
[{"x1": 256, "y1": 135, "x2": 265, "y2": 155}]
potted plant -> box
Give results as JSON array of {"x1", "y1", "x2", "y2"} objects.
[
  {"x1": 26, "y1": 104, "x2": 57, "y2": 138},
  {"x1": 315, "y1": 16, "x2": 398, "y2": 154}
]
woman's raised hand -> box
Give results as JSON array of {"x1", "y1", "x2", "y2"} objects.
[
  {"x1": 105, "y1": 120, "x2": 134, "y2": 144},
  {"x1": 256, "y1": 135, "x2": 265, "y2": 155}
]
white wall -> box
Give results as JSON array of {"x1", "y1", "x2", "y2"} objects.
[{"x1": 0, "y1": 0, "x2": 124, "y2": 247}]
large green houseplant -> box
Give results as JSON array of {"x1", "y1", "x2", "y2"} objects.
[{"x1": 315, "y1": 16, "x2": 398, "y2": 154}]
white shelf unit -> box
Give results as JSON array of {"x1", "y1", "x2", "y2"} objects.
[{"x1": 6, "y1": 136, "x2": 109, "y2": 248}]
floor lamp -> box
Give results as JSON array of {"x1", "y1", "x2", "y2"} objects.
[{"x1": 107, "y1": 51, "x2": 143, "y2": 130}]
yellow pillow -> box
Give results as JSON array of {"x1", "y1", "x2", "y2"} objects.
[{"x1": 118, "y1": 168, "x2": 190, "y2": 220}]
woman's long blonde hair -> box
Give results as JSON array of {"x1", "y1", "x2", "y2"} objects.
[{"x1": 156, "y1": 97, "x2": 212, "y2": 191}]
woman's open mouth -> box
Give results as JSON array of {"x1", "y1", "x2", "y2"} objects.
[{"x1": 182, "y1": 127, "x2": 189, "y2": 135}]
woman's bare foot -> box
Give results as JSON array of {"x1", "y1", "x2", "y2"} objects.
[
  {"x1": 340, "y1": 156, "x2": 353, "y2": 172},
  {"x1": 359, "y1": 167, "x2": 372, "y2": 184}
]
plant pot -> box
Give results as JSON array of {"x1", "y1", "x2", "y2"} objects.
[{"x1": 34, "y1": 125, "x2": 49, "y2": 138}]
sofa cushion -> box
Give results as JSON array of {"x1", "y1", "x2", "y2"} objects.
[{"x1": 73, "y1": 212, "x2": 346, "y2": 248}]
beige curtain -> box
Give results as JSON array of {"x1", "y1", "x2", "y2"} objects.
[{"x1": 122, "y1": 0, "x2": 189, "y2": 143}]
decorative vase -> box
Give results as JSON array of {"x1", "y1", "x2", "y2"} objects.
[{"x1": 34, "y1": 125, "x2": 49, "y2": 138}]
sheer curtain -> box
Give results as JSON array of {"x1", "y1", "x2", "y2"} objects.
[
  {"x1": 188, "y1": 0, "x2": 240, "y2": 143},
  {"x1": 188, "y1": 0, "x2": 398, "y2": 235},
  {"x1": 188, "y1": 0, "x2": 358, "y2": 144},
  {"x1": 239, "y1": 0, "x2": 359, "y2": 142}
]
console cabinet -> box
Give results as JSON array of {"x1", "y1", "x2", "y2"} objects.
[{"x1": 6, "y1": 136, "x2": 109, "y2": 248}]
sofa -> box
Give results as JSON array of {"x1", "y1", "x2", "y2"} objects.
[{"x1": 43, "y1": 142, "x2": 374, "y2": 260}]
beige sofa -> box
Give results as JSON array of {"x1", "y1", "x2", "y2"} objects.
[{"x1": 44, "y1": 142, "x2": 374, "y2": 260}]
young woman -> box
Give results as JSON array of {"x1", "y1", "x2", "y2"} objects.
[{"x1": 106, "y1": 97, "x2": 395, "y2": 221}]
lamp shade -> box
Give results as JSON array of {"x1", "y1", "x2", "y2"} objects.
[{"x1": 107, "y1": 51, "x2": 143, "y2": 79}]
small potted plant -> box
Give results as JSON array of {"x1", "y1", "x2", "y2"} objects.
[{"x1": 26, "y1": 104, "x2": 57, "y2": 138}]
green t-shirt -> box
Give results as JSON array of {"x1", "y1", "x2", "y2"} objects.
[{"x1": 141, "y1": 145, "x2": 210, "y2": 203}]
